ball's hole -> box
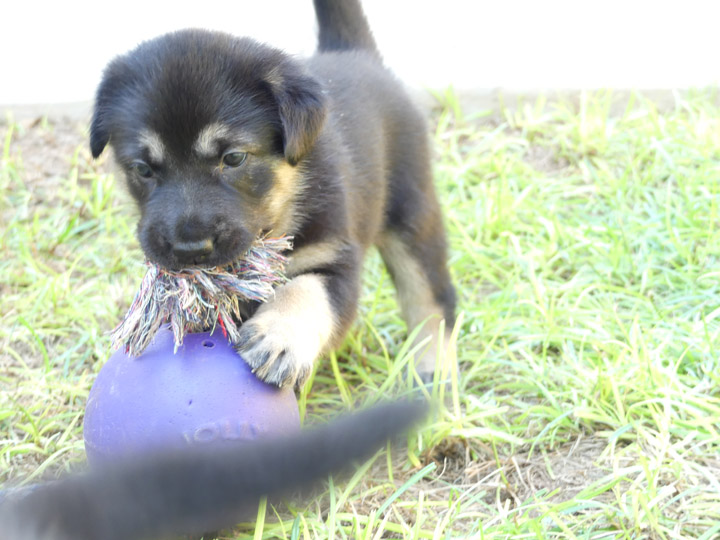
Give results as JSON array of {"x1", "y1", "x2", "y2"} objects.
[{"x1": 202, "y1": 340, "x2": 215, "y2": 349}]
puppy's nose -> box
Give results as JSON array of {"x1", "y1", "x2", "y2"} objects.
[{"x1": 172, "y1": 238, "x2": 214, "y2": 260}]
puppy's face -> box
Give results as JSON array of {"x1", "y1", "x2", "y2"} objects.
[{"x1": 90, "y1": 30, "x2": 325, "y2": 269}]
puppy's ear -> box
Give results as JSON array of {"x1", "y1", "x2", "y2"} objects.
[
  {"x1": 266, "y1": 64, "x2": 326, "y2": 166},
  {"x1": 89, "y1": 72, "x2": 117, "y2": 158},
  {"x1": 90, "y1": 59, "x2": 134, "y2": 158},
  {"x1": 90, "y1": 106, "x2": 109, "y2": 159}
]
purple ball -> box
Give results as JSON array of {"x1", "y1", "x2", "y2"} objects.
[{"x1": 84, "y1": 327, "x2": 300, "y2": 465}]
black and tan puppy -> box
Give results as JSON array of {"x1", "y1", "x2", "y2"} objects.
[{"x1": 91, "y1": 0, "x2": 456, "y2": 387}]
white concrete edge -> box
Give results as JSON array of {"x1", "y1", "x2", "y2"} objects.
[{"x1": 0, "y1": 88, "x2": 708, "y2": 124}]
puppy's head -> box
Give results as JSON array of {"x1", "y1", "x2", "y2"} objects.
[{"x1": 91, "y1": 29, "x2": 325, "y2": 269}]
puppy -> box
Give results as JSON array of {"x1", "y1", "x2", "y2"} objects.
[
  {"x1": 0, "y1": 401, "x2": 426, "y2": 540},
  {"x1": 90, "y1": 0, "x2": 456, "y2": 387}
]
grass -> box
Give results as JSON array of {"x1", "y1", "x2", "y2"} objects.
[{"x1": 1, "y1": 88, "x2": 719, "y2": 539}]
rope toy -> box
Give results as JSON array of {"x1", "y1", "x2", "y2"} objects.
[{"x1": 111, "y1": 235, "x2": 293, "y2": 356}]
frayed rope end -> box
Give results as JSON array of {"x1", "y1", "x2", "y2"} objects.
[{"x1": 111, "y1": 235, "x2": 293, "y2": 356}]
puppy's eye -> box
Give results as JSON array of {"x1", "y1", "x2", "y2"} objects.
[
  {"x1": 222, "y1": 151, "x2": 247, "y2": 168},
  {"x1": 131, "y1": 161, "x2": 153, "y2": 178}
]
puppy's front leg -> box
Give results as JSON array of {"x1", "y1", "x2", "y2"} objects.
[
  {"x1": 236, "y1": 238, "x2": 360, "y2": 388},
  {"x1": 236, "y1": 274, "x2": 334, "y2": 388}
]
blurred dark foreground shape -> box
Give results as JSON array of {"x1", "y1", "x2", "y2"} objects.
[{"x1": 0, "y1": 400, "x2": 427, "y2": 540}]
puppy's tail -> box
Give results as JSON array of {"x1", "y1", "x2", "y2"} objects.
[
  {"x1": 314, "y1": 0, "x2": 379, "y2": 56},
  {"x1": 0, "y1": 400, "x2": 426, "y2": 540}
]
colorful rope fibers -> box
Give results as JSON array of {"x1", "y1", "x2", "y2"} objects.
[{"x1": 111, "y1": 236, "x2": 293, "y2": 356}]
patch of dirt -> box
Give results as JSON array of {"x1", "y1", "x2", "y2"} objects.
[
  {"x1": 350, "y1": 434, "x2": 620, "y2": 533},
  {"x1": 420, "y1": 434, "x2": 614, "y2": 502},
  {"x1": 5, "y1": 117, "x2": 78, "y2": 175},
  {"x1": 1, "y1": 116, "x2": 112, "y2": 206},
  {"x1": 480, "y1": 435, "x2": 619, "y2": 504},
  {"x1": 423, "y1": 436, "x2": 471, "y2": 478}
]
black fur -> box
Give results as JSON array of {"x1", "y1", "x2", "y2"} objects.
[{"x1": 0, "y1": 401, "x2": 426, "y2": 540}]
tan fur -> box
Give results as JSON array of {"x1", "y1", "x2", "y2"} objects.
[
  {"x1": 286, "y1": 239, "x2": 343, "y2": 277},
  {"x1": 192, "y1": 123, "x2": 231, "y2": 157},
  {"x1": 377, "y1": 233, "x2": 456, "y2": 378},
  {"x1": 264, "y1": 65, "x2": 284, "y2": 87},
  {"x1": 138, "y1": 129, "x2": 166, "y2": 163},
  {"x1": 264, "y1": 162, "x2": 305, "y2": 235},
  {"x1": 192, "y1": 123, "x2": 264, "y2": 158}
]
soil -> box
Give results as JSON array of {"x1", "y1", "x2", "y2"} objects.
[{"x1": 2, "y1": 115, "x2": 107, "y2": 182}]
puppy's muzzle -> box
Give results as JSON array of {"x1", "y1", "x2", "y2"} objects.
[{"x1": 173, "y1": 238, "x2": 214, "y2": 262}]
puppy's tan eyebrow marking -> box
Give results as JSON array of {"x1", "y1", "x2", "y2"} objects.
[
  {"x1": 138, "y1": 129, "x2": 166, "y2": 163},
  {"x1": 193, "y1": 123, "x2": 231, "y2": 157},
  {"x1": 193, "y1": 123, "x2": 263, "y2": 157}
]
